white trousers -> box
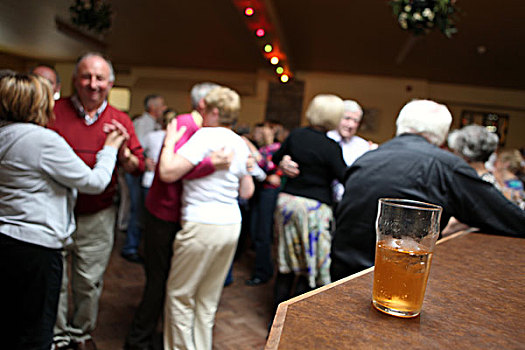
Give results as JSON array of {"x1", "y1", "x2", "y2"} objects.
[{"x1": 164, "y1": 221, "x2": 240, "y2": 350}]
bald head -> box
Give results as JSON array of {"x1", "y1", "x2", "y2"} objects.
[
  {"x1": 73, "y1": 54, "x2": 114, "y2": 111},
  {"x1": 32, "y1": 65, "x2": 61, "y2": 97}
]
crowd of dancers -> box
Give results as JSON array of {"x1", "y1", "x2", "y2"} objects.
[{"x1": 1, "y1": 52, "x2": 524, "y2": 350}]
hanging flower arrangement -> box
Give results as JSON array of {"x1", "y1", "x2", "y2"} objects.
[
  {"x1": 389, "y1": 0, "x2": 459, "y2": 38},
  {"x1": 69, "y1": 0, "x2": 112, "y2": 34}
]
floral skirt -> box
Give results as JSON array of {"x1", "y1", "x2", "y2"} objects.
[{"x1": 274, "y1": 192, "x2": 333, "y2": 288}]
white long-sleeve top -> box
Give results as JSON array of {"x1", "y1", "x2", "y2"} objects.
[{"x1": 0, "y1": 123, "x2": 117, "y2": 248}]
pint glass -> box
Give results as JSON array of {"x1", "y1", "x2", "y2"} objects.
[{"x1": 372, "y1": 198, "x2": 442, "y2": 318}]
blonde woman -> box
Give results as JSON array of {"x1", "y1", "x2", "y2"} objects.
[
  {"x1": 272, "y1": 94, "x2": 347, "y2": 309},
  {"x1": 0, "y1": 73, "x2": 127, "y2": 349},
  {"x1": 160, "y1": 87, "x2": 254, "y2": 350}
]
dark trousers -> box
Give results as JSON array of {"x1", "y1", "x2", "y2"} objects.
[
  {"x1": 122, "y1": 173, "x2": 144, "y2": 255},
  {"x1": 329, "y1": 256, "x2": 365, "y2": 282},
  {"x1": 273, "y1": 272, "x2": 313, "y2": 313},
  {"x1": 125, "y1": 209, "x2": 180, "y2": 349},
  {"x1": 0, "y1": 234, "x2": 63, "y2": 350},
  {"x1": 250, "y1": 187, "x2": 279, "y2": 281}
]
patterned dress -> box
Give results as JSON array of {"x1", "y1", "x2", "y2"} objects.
[
  {"x1": 274, "y1": 193, "x2": 333, "y2": 288},
  {"x1": 501, "y1": 178, "x2": 525, "y2": 210}
]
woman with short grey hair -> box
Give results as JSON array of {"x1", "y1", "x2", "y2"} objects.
[
  {"x1": 448, "y1": 124, "x2": 499, "y2": 183},
  {"x1": 443, "y1": 124, "x2": 504, "y2": 235}
]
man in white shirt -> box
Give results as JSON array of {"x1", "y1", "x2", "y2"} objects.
[
  {"x1": 133, "y1": 94, "x2": 167, "y2": 143},
  {"x1": 328, "y1": 100, "x2": 377, "y2": 201},
  {"x1": 326, "y1": 100, "x2": 376, "y2": 167}
]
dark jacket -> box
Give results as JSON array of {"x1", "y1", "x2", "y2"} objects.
[
  {"x1": 331, "y1": 134, "x2": 525, "y2": 279},
  {"x1": 273, "y1": 127, "x2": 346, "y2": 205}
]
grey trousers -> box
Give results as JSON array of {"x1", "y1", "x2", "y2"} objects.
[{"x1": 54, "y1": 206, "x2": 115, "y2": 343}]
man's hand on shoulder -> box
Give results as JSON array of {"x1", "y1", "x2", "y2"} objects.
[
  {"x1": 279, "y1": 155, "x2": 300, "y2": 178},
  {"x1": 211, "y1": 147, "x2": 233, "y2": 171},
  {"x1": 368, "y1": 141, "x2": 378, "y2": 150}
]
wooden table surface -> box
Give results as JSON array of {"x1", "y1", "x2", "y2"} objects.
[{"x1": 265, "y1": 232, "x2": 525, "y2": 349}]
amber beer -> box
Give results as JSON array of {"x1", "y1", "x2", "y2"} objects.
[
  {"x1": 372, "y1": 198, "x2": 442, "y2": 318},
  {"x1": 372, "y1": 239, "x2": 433, "y2": 317}
]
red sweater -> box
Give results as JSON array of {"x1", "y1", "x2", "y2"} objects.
[{"x1": 49, "y1": 97, "x2": 145, "y2": 214}]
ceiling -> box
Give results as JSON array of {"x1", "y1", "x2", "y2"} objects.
[{"x1": 1, "y1": 0, "x2": 524, "y2": 90}]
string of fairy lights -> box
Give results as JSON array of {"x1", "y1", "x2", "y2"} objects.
[{"x1": 233, "y1": 0, "x2": 292, "y2": 83}]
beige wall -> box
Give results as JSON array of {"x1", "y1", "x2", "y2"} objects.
[
  {"x1": 429, "y1": 83, "x2": 525, "y2": 150},
  {"x1": 297, "y1": 72, "x2": 431, "y2": 143},
  {"x1": 297, "y1": 71, "x2": 525, "y2": 149},
  {"x1": 51, "y1": 63, "x2": 525, "y2": 149},
  {"x1": 111, "y1": 67, "x2": 269, "y2": 125}
]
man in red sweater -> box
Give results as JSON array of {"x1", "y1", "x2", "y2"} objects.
[{"x1": 49, "y1": 52, "x2": 145, "y2": 350}]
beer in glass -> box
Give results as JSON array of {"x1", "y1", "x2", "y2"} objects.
[{"x1": 372, "y1": 198, "x2": 442, "y2": 318}]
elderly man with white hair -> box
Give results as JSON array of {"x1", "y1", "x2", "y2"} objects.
[
  {"x1": 326, "y1": 99, "x2": 377, "y2": 201},
  {"x1": 330, "y1": 99, "x2": 525, "y2": 281},
  {"x1": 327, "y1": 100, "x2": 376, "y2": 166}
]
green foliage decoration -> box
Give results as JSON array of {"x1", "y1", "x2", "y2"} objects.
[
  {"x1": 69, "y1": 0, "x2": 112, "y2": 34},
  {"x1": 389, "y1": 0, "x2": 459, "y2": 38}
]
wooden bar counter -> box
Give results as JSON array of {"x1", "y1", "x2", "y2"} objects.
[{"x1": 266, "y1": 232, "x2": 525, "y2": 349}]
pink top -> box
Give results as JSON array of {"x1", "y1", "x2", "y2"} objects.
[{"x1": 145, "y1": 113, "x2": 215, "y2": 222}]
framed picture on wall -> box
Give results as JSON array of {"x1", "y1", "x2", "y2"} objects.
[
  {"x1": 360, "y1": 108, "x2": 379, "y2": 133},
  {"x1": 265, "y1": 80, "x2": 305, "y2": 130},
  {"x1": 460, "y1": 110, "x2": 509, "y2": 147}
]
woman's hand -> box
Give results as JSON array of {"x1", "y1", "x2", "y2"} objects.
[
  {"x1": 246, "y1": 154, "x2": 256, "y2": 172},
  {"x1": 158, "y1": 118, "x2": 192, "y2": 183},
  {"x1": 104, "y1": 130, "x2": 127, "y2": 149},
  {"x1": 163, "y1": 119, "x2": 187, "y2": 151},
  {"x1": 103, "y1": 120, "x2": 139, "y2": 172},
  {"x1": 241, "y1": 135, "x2": 262, "y2": 162},
  {"x1": 145, "y1": 157, "x2": 156, "y2": 172},
  {"x1": 103, "y1": 120, "x2": 129, "y2": 149}
]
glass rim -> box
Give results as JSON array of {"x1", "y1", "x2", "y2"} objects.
[{"x1": 378, "y1": 198, "x2": 443, "y2": 212}]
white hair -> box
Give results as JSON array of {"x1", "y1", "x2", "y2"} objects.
[
  {"x1": 448, "y1": 124, "x2": 499, "y2": 162},
  {"x1": 343, "y1": 100, "x2": 363, "y2": 116},
  {"x1": 396, "y1": 99, "x2": 452, "y2": 146},
  {"x1": 73, "y1": 52, "x2": 115, "y2": 82},
  {"x1": 190, "y1": 82, "x2": 220, "y2": 109}
]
